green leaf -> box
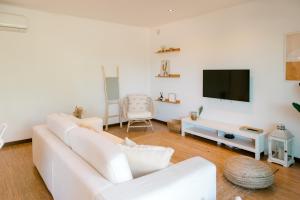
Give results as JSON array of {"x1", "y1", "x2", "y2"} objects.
[{"x1": 292, "y1": 102, "x2": 300, "y2": 112}]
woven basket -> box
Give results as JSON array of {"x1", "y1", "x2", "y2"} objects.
[
  {"x1": 224, "y1": 156, "x2": 274, "y2": 189},
  {"x1": 167, "y1": 119, "x2": 181, "y2": 133}
]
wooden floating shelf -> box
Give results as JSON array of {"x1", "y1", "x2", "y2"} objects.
[
  {"x1": 156, "y1": 99, "x2": 181, "y2": 104},
  {"x1": 155, "y1": 74, "x2": 180, "y2": 78},
  {"x1": 156, "y1": 48, "x2": 180, "y2": 54}
]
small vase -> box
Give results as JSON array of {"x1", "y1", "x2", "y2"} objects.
[
  {"x1": 191, "y1": 112, "x2": 198, "y2": 121},
  {"x1": 198, "y1": 106, "x2": 203, "y2": 117},
  {"x1": 159, "y1": 92, "x2": 164, "y2": 101}
]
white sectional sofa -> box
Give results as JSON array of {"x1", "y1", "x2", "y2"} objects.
[{"x1": 32, "y1": 114, "x2": 216, "y2": 200}]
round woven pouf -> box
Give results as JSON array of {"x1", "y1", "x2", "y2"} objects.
[{"x1": 224, "y1": 156, "x2": 274, "y2": 189}]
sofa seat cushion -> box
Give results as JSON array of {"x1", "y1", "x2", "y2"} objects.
[
  {"x1": 120, "y1": 138, "x2": 174, "y2": 178},
  {"x1": 101, "y1": 131, "x2": 124, "y2": 144},
  {"x1": 98, "y1": 157, "x2": 216, "y2": 200},
  {"x1": 127, "y1": 111, "x2": 152, "y2": 120},
  {"x1": 68, "y1": 127, "x2": 133, "y2": 184}
]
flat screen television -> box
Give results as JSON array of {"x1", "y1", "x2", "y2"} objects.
[{"x1": 203, "y1": 69, "x2": 250, "y2": 102}]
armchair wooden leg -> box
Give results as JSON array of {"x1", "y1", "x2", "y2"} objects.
[
  {"x1": 149, "y1": 120, "x2": 154, "y2": 132},
  {"x1": 126, "y1": 119, "x2": 154, "y2": 133},
  {"x1": 127, "y1": 121, "x2": 131, "y2": 133}
]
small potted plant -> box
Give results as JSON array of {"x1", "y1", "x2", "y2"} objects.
[
  {"x1": 198, "y1": 106, "x2": 203, "y2": 117},
  {"x1": 73, "y1": 106, "x2": 84, "y2": 119},
  {"x1": 292, "y1": 102, "x2": 300, "y2": 113}
]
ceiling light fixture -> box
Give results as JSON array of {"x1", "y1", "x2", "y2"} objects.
[{"x1": 168, "y1": 9, "x2": 176, "y2": 12}]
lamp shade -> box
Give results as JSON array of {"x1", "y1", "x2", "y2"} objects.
[
  {"x1": 269, "y1": 129, "x2": 293, "y2": 140},
  {"x1": 268, "y1": 124, "x2": 295, "y2": 167}
]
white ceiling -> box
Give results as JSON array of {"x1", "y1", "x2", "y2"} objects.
[{"x1": 2, "y1": 0, "x2": 252, "y2": 27}]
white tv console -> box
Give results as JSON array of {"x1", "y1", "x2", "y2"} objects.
[{"x1": 181, "y1": 118, "x2": 267, "y2": 160}]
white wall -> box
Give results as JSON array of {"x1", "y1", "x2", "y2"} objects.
[
  {"x1": 1, "y1": 0, "x2": 300, "y2": 158},
  {"x1": 0, "y1": 4, "x2": 150, "y2": 142},
  {"x1": 150, "y1": 0, "x2": 300, "y2": 157}
]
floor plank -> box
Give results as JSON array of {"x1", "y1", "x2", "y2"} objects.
[{"x1": 0, "y1": 143, "x2": 52, "y2": 200}]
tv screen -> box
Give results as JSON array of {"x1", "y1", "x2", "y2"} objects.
[{"x1": 203, "y1": 69, "x2": 250, "y2": 102}]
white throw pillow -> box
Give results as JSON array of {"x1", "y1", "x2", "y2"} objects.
[
  {"x1": 120, "y1": 138, "x2": 174, "y2": 178},
  {"x1": 128, "y1": 95, "x2": 149, "y2": 112},
  {"x1": 68, "y1": 127, "x2": 133, "y2": 184}
]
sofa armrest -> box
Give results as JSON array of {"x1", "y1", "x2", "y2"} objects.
[
  {"x1": 98, "y1": 157, "x2": 216, "y2": 200},
  {"x1": 79, "y1": 117, "x2": 103, "y2": 133}
]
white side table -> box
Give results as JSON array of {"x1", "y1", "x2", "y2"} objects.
[{"x1": 181, "y1": 118, "x2": 266, "y2": 160}]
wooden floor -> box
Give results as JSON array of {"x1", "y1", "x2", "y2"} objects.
[
  {"x1": 1, "y1": 121, "x2": 300, "y2": 200},
  {"x1": 0, "y1": 142, "x2": 52, "y2": 200}
]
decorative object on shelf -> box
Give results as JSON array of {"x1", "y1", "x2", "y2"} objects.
[
  {"x1": 160, "y1": 60, "x2": 170, "y2": 76},
  {"x1": 160, "y1": 60, "x2": 165, "y2": 76},
  {"x1": 160, "y1": 45, "x2": 166, "y2": 52},
  {"x1": 292, "y1": 102, "x2": 300, "y2": 112},
  {"x1": 167, "y1": 119, "x2": 181, "y2": 133},
  {"x1": 159, "y1": 92, "x2": 164, "y2": 101},
  {"x1": 285, "y1": 32, "x2": 300, "y2": 80},
  {"x1": 156, "y1": 99, "x2": 181, "y2": 104},
  {"x1": 156, "y1": 47, "x2": 180, "y2": 54},
  {"x1": 190, "y1": 112, "x2": 198, "y2": 121},
  {"x1": 168, "y1": 93, "x2": 177, "y2": 103},
  {"x1": 198, "y1": 106, "x2": 203, "y2": 117},
  {"x1": 268, "y1": 124, "x2": 295, "y2": 167},
  {"x1": 0, "y1": 123, "x2": 8, "y2": 149},
  {"x1": 73, "y1": 106, "x2": 84, "y2": 119},
  {"x1": 155, "y1": 74, "x2": 180, "y2": 78},
  {"x1": 224, "y1": 134, "x2": 235, "y2": 139},
  {"x1": 224, "y1": 156, "x2": 275, "y2": 189},
  {"x1": 239, "y1": 126, "x2": 264, "y2": 134}
]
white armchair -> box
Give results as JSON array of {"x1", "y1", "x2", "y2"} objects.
[
  {"x1": 0, "y1": 123, "x2": 7, "y2": 149},
  {"x1": 123, "y1": 94, "x2": 154, "y2": 132}
]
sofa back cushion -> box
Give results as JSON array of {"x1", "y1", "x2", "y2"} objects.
[
  {"x1": 47, "y1": 113, "x2": 78, "y2": 145},
  {"x1": 58, "y1": 113, "x2": 81, "y2": 124},
  {"x1": 68, "y1": 127, "x2": 133, "y2": 184}
]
